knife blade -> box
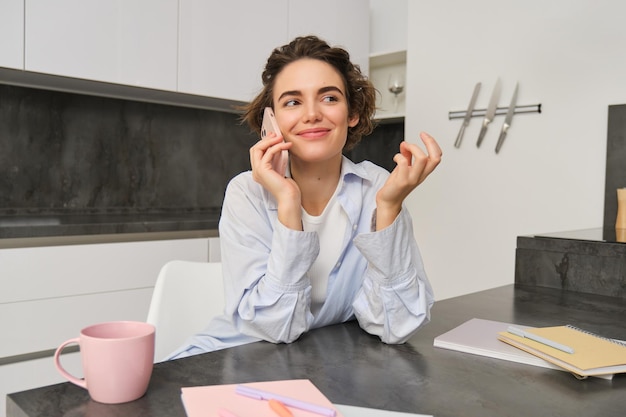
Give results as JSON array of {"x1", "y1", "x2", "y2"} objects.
[
  {"x1": 454, "y1": 82, "x2": 481, "y2": 148},
  {"x1": 495, "y1": 83, "x2": 519, "y2": 154},
  {"x1": 476, "y1": 78, "x2": 502, "y2": 147}
]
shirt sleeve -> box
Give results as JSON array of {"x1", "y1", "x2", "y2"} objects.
[
  {"x1": 219, "y1": 174, "x2": 319, "y2": 343},
  {"x1": 351, "y1": 207, "x2": 435, "y2": 344}
]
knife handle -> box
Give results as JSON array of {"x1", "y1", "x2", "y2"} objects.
[
  {"x1": 476, "y1": 123, "x2": 488, "y2": 148},
  {"x1": 495, "y1": 131, "x2": 506, "y2": 153},
  {"x1": 454, "y1": 123, "x2": 467, "y2": 148},
  {"x1": 495, "y1": 125, "x2": 509, "y2": 154}
]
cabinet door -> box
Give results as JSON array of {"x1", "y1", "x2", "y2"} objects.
[
  {"x1": 0, "y1": 238, "x2": 208, "y2": 358},
  {"x1": 288, "y1": 0, "x2": 369, "y2": 75},
  {"x1": 178, "y1": 0, "x2": 288, "y2": 102},
  {"x1": 25, "y1": 0, "x2": 178, "y2": 90},
  {"x1": 0, "y1": 0, "x2": 24, "y2": 69}
]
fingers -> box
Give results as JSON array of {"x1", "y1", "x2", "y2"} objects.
[
  {"x1": 417, "y1": 133, "x2": 442, "y2": 182},
  {"x1": 398, "y1": 138, "x2": 412, "y2": 161},
  {"x1": 250, "y1": 134, "x2": 285, "y2": 162},
  {"x1": 400, "y1": 132, "x2": 442, "y2": 162},
  {"x1": 250, "y1": 133, "x2": 283, "y2": 159},
  {"x1": 249, "y1": 133, "x2": 291, "y2": 181},
  {"x1": 419, "y1": 131, "x2": 443, "y2": 162},
  {"x1": 395, "y1": 132, "x2": 442, "y2": 185}
]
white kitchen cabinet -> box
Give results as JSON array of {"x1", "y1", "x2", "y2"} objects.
[
  {"x1": 177, "y1": 0, "x2": 288, "y2": 102},
  {"x1": 178, "y1": 0, "x2": 370, "y2": 103},
  {"x1": 24, "y1": 0, "x2": 178, "y2": 91},
  {"x1": 0, "y1": 0, "x2": 24, "y2": 70},
  {"x1": 288, "y1": 0, "x2": 370, "y2": 76},
  {"x1": 7, "y1": 0, "x2": 370, "y2": 106}
]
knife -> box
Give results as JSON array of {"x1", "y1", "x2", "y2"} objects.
[
  {"x1": 454, "y1": 82, "x2": 481, "y2": 148},
  {"x1": 495, "y1": 83, "x2": 519, "y2": 154},
  {"x1": 476, "y1": 78, "x2": 502, "y2": 148}
]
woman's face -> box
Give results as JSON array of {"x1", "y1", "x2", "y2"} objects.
[{"x1": 271, "y1": 58, "x2": 359, "y2": 164}]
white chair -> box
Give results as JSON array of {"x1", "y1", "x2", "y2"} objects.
[{"x1": 147, "y1": 260, "x2": 224, "y2": 362}]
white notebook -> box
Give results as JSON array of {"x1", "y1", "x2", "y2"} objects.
[
  {"x1": 335, "y1": 404, "x2": 432, "y2": 417},
  {"x1": 433, "y1": 318, "x2": 612, "y2": 380}
]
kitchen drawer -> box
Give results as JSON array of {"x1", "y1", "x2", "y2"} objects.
[
  {"x1": 0, "y1": 287, "x2": 152, "y2": 359},
  {"x1": 0, "y1": 238, "x2": 208, "y2": 304}
]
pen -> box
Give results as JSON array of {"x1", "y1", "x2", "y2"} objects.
[
  {"x1": 507, "y1": 326, "x2": 575, "y2": 354},
  {"x1": 235, "y1": 385, "x2": 336, "y2": 417},
  {"x1": 269, "y1": 399, "x2": 293, "y2": 417},
  {"x1": 217, "y1": 408, "x2": 239, "y2": 417}
]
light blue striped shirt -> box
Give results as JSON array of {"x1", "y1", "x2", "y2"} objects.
[{"x1": 168, "y1": 156, "x2": 434, "y2": 359}]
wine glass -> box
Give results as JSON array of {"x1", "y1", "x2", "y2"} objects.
[{"x1": 388, "y1": 73, "x2": 405, "y2": 113}]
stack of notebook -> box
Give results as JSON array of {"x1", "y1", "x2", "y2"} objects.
[{"x1": 434, "y1": 318, "x2": 626, "y2": 380}]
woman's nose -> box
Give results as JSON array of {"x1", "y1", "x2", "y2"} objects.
[{"x1": 302, "y1": 101, "x2": 322, "y2": 123}]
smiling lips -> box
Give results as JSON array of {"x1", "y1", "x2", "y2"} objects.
[{"x1": 297, "y1": 127, "x2": 331, "y2": 139}]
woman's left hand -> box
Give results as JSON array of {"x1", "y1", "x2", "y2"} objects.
[{"x1": 375, "y1": 132, "x2": 442, "y2": 229}]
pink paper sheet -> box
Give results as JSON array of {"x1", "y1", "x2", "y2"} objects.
[{"x1": 181, "y1": 379, "x2": 343, "y2": 417}]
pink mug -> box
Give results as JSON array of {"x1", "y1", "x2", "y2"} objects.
[{"x1": 54, "y1": 321, "x2": 155, "y2": 404}]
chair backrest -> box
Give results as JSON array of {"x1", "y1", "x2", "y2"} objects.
[{"x1": 147, "y1": 260, "x2": 224, "y2": 362}]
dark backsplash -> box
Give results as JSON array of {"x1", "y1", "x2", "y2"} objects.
[
  {"x1": 0, "y1": 83, "x2": 403, "y2": 216},
  {"x1": 0, "y1": 84, "x2": 255, "y2": 215},
  {"x1": 344, "y1": 119, "x2": 404, "y2": 173}
]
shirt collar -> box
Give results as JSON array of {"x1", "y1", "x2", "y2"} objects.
[
  {"x1": 267, "y1": 156, "x2": 372, "y2": 210},
  {"x1": 340, "y1": 155, "x2": 373, "y2": 182}
]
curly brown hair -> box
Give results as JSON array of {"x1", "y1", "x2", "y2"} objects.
[{"x1": 241, "y1": 35, "x2": 377, "y2": 151}]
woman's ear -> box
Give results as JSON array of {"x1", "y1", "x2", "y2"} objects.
[{"x1": 348, "y1": 114, "x2": 359, "y2": 128}]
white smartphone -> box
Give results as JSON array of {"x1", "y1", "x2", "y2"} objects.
[{"x1": 261, "y1": 107, "x2": 288, "y2": 176}]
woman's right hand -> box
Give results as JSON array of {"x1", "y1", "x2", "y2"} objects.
[{"x1": 249, "y1": 133, "x2": 303, "y2": 230}]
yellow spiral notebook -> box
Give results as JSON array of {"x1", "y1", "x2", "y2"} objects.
[{"x1": 498, "y1": 325, "x2": 626, "y2": 378}]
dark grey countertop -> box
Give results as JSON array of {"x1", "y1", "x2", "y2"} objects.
[
  {"x1": 7, "y1": 284, "x2": 626, "y2": 417},
  {"x1": 527, "y1": 227, "x2": 626, "y2": 245},
  {"x1": 0, "y1": 209, "x2": 221, "y2": 246}
]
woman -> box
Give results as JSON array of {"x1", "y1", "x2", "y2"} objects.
[{"x1": 168, "y1": 35, "x2": 441, "y2": 358}]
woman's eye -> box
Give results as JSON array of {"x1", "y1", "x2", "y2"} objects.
[
  {"x1": 322, "y1": 95, "x2": 339, "y2": 103},
  {"x1": 284, "y1": 99, "x2": 299, "y2": 107}
]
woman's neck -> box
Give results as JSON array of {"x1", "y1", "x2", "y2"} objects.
[{"x1": 290, "y1": 155, "x2": 342, "y2": 216}]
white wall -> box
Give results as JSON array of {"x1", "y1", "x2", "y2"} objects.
[{"x1": 405, "y1": 1, "x2": 626, "y2": 300}]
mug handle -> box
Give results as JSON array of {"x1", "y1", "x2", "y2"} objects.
[{"x1": 54, "y1": 338, "x2": 87, "y2": 389}]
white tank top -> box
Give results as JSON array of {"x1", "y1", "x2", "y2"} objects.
[{"x1": 301, "y1": 184, "x2": 348, "y2": 314}]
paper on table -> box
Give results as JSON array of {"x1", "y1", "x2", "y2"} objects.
[
  {"x1": 181, "y1": 379, "x2": 343, "y2": 417},
  {"x1": 335, "y1": 404, "x2": 432, "y2": 417},
  {"x1": 433, "y1": 318, "x2": 613, "y2": 380}
]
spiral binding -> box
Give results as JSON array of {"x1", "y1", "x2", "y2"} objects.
[{"x1": 565, "y1": 325, "x2": 626, "y2": 348}]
